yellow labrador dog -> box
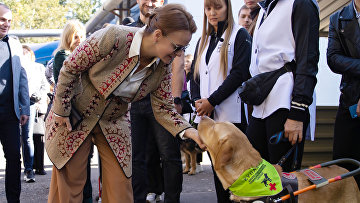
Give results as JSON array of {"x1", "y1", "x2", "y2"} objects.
[{"x1": 198, "y1": 116, "x2": 360, "y2": 202}]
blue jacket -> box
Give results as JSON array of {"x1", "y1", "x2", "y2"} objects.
[
  {"x1": 327, "y1": 1, "x2": 360, "y2": 107},
  {"x1": 8, "y1": 36, "x2": 30, "y2": 118}
]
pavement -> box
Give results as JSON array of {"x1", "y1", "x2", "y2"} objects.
[{"x1": 0, "y1": 144, "x2": 217, "y2": 203}]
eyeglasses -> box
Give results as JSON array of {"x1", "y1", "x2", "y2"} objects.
[{"x1": 164, "y1": 35, "x2": 189, "y2": 53}]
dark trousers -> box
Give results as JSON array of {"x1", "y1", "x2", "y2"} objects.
[
  {"x1": 0, "y1": 113, "x2": 21, "y2": 203},
  {"x1": 33, "y1": 134, "x2": 45, "y2": 172},
  {"x1": 246, "y1": 108, "x2": 307, "y2": 172},
  {"x1": 333, "y1": 106, "x2": 360, "y2": 189},
  {"x1": 209, "y1": 122, "x2": 247, "y2": 203},
  {"x1": 131, "y1": 96, "x2": 182, "y2": 203},
  {"x1": 146, "y1": 133, "x2": 164, "y2": 195}
]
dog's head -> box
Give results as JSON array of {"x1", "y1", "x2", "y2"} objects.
[{"x1": 198, "y1": 116, "x2": 262, "y2": 189}]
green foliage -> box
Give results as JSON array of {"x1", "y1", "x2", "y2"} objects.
[{"x1": 3, "y1": 0, "x2": 101, "y2": 43}]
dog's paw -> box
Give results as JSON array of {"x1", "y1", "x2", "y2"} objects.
[
  {"x1": 182, "y1": 169, "x2": 190, "y2": 174},
  {"x1": 188, "y1": 170, "x2": 196, "y2": 175},
  {"x1": 230, "y1": 194, "x2": 241, "y2": 202}
]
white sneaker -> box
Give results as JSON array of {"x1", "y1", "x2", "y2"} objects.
[
  {"x1": 155, "y1": 193, "x2": 162, "y2": 202},
  {"x1": 196, "y1": 164, "x2": 204, "y2": 173},
  {"x1": 146, "y1": 193, "x2": 156, "y2": 203}
]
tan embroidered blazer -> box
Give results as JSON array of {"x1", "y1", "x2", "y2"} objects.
[{"x1": 45, "y1": 25, "x2": 192, "y2": 178}]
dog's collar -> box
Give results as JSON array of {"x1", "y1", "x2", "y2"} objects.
[{"x1": 229, "y1": 159, "x2": 283, "y2": 197}]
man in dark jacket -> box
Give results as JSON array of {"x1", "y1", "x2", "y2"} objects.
[
  {"x1": 0, "y1": 3, "x2": 30, "y2": 202},
  {"x1": 327, "y1": 0, "x2": 360, "y2": 189}
]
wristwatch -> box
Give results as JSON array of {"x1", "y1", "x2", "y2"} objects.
[{"x1": 174, "y1": 97, "x2": 181, "y2": 105}]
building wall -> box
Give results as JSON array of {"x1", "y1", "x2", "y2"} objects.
[{"x1": 316, "y1": 37, "x2": 341, "y2": 106}]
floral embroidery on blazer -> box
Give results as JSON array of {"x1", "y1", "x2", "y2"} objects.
[{"x1": 45, "y1": 25, "x2": 192, "y2": 177}]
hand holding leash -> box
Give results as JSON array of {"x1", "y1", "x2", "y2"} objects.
[{"x1": 284, "y1": 119, "x2": 303, "y2": 145}]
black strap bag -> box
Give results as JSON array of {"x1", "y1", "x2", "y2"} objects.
[
  {"x1": 238, "y1": 60, "x2": 296, "y2": 106},
  {"x1": 181, "y1": 90, "x2": 194, "y2": 114}
]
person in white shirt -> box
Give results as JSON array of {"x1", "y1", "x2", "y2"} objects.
[
  {"x1": 246, "y1": 0, "x2": 319, "y2": 172},
  {"x1": 189, "y1": 0, "x2": 252, "y2": 201},
  {"x1": 21, "y1": 45, "x2": 49, "y2": 183}
]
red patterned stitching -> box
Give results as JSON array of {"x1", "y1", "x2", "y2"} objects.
[
  {"x1": 65, "y1": 131, "x2": 86, "y2": 156},
  {"x1": 154, "y1": 68, "x2": 184, "y2": 126},
  {"x1": 84, "y1": 93, "x2": 101, "y2": 116},
  {"x1": 108, "y1": 99, "x2": 126, "y2": 121},
  {"x1": 125, "y1": 32, "x2": 134, "y2": 55},
  {"x1": 104, "y1": 126, "x2": 131, "y2": 168},
  {"x1": 64, "y1": 37, "x2": 101, "y2": 74},
  {"x1": 102, "y1": 38, "x2": 121, "y2": 61},
  {"x1": 60, "y1": 79, "x2": 77, "y2": 111},
  {"x1": 155, "y1": 68, "x2": 172, "y2": 102},
  {"x1": 98, "y1": 32, "x2": 135, "y2": 95},
  {"x1": 99, "y1": 57, "x2": 133, "y2": 95}
]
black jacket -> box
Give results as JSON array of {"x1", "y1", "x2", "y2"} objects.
[{"x1": 327, "y1": 1, "x2": 360, "y2": 108}]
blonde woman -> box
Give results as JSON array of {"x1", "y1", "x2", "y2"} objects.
[
  {"x1": 53, "y1": 20, "x2": 86, "y2": 84},
  {"x1": 189, "y1": 0, "x2": 251, "y2": 202}
]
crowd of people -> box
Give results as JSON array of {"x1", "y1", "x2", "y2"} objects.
[{"x1": 0, "y1": 0, "x2": 359, "y2": 202}]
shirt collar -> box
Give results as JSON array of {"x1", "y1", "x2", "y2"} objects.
[
  {"x1": 129, "y1": 26, "x2": 159, "y2": 69},
  {"x1": 136, "y1": 17, "x2": 146, "y2": 27},
  {"x1": 353, "y1": 0, "x2": 360, "y2": 18},
  {"x1": 259, "y1": 0, "x2": 278, "y2": 10},
  {"x1": 1, "y1": 35, "x2": 9, "y2": 42},
  {"x1": 210, "y1": 21, "x2": 227, "y2": 39}
]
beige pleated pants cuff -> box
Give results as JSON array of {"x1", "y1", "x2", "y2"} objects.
[{"x1": 48, "y1": 124, "x2": 133, "y2": 203}]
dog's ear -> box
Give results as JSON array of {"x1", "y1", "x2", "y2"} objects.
[{"x1": 215, "y1": 137, "x2": 234, "y2": 169}]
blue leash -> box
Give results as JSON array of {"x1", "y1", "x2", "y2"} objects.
[{"x1": 270, "y1": 131, "x2": 299, "y2": 171}]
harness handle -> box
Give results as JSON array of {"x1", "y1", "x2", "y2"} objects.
[
  {"x1": 269, "y1": 158, "x2": 360, "y2": 202},
  {"x1": 270, "y1": 131, "x2": 299, "y2": 171}
]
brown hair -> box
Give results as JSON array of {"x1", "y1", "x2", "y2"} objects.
[
  {"x1": 194, "y1": 0, "x2": 234, "y2": 80},
  {"x1": 144, "y1": 4, "x2": 197, "y2": 36},
  {"x1": 238, "y1": 5, "x2": 250, "y2": 17}
]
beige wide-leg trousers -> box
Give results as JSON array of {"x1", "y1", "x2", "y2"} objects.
[{"x1": 48, "y1": 124, "x2": 133, "y2": 203}]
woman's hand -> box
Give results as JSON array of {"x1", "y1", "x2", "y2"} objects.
[
  {"x1": 20, "y1": 115, "x2": 29, "y2": 126},
  {"x1": 356, "y1": 99, "x2": 360, "y2": 117},
  {"x1": 284, "y1": 119, "x2": 303, "y2": 145},
  {"x1": 184, "y1": 128, "x2": 207, "y2": 150},
  {"x1": 195, "y1": 98, "x2": 214, "y2": 117},
  {"x1": 54, "y1": 114, "x2": 72, "y2": 132}
]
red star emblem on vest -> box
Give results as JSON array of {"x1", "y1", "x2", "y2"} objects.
[{"x1": 269, "y1": 183, "x2": 276, "y2": 191}]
